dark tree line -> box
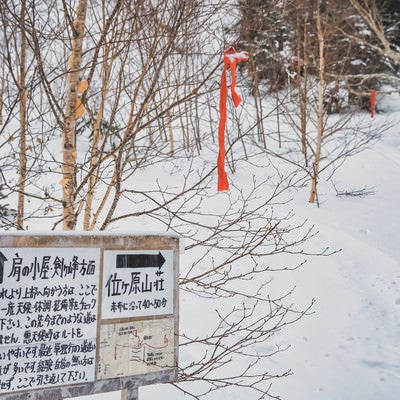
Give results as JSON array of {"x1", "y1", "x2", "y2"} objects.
[{"x1": 237, "y1": 0, "x2": 400, "y2": 106}]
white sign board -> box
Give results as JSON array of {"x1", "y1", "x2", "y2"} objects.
[
  {"x1": 0, "y1": 234, "x2": 179, "y2": 399},
  {"x1": 0, "y1": 248, "x2": 100, "y2": 393},
  {"x1": 102, "y1": 250, "x2": 174, "y2": 319}
]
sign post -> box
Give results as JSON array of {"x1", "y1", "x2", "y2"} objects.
[{"x1": 0, "y1": 233, "x2": 179, "y2": 400}]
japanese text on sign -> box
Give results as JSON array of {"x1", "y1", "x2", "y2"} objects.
[
  {"x1": 101, "y1": 250, "x2": 174, "y2": 319},
  {"x1": 0, "y1": 248, "x2": 100, "y2": 394}
]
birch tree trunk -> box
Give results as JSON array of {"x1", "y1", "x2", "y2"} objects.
[
  {"x1": 83, "y1": 46, "x2": 110, "y2": 230},
  {"x1": 62, "y1": 0, "x2": 87, "y2": 230},
  {"x1": 300, "y1": 14, "x2": 308, "y2": 165},
  {"x1": 309, "y1": 0, "x2": 324, "y2": 204},
  {"x1": 16, "y1": 0, "x2": 27, "y2": 230}
]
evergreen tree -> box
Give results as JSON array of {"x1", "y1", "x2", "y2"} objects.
[
  {"x1": 237, "y1": 0, "x2": 293, "y2": 91},
  {"x1": 381, "y1": 0, "x2": 400, "y2": 47},
  {"x1": 380, "y1": 0, "x2": 400, "y2": 74},
  {"x1": 237, "y1": 0, "x2": 399, "y2": 102}
]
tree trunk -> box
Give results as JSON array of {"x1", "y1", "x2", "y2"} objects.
[
  {"x1": 301, "y1": 14, "x2": 308, "y2": 165},
  {"x1": 309, "y1": 0, "x2": 324, "y2": 204},
  {"x1": 296, "y1": 12, "x2": 308, "y2": 166},
  {"x1": 83, "y1": 50, "x2": 111, "y2": 230},
  {"x1": 0, "y1": 65, "x2": 4, "y2": 126},
  {"x1": 62, "y1": 0, "x2": 88, "y2": 230},
  {"x1": 17, "y1": 0, "x2": 27, "y2": 230}
]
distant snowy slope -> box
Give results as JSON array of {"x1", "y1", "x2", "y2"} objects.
[
  {"x1": 140, "y1": 105, "x2": 400, "y2": 400},
  {"x1": 75, "y1": 100, "x2": 400, "y2": 400},
  {"x1": 271, "y1": 108, "x2": 400, "y2": 399}
]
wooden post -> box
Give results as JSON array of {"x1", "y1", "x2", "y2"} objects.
[{"x1": 121, "y1": 388, "x2": 138, "y2": 400}]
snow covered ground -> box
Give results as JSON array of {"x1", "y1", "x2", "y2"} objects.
[
  {"x1": 4, "y1": 90, "x2": 398, "y2": 400},
  {"x1": 140, "y1": 97, "x2": 400, "y2": 399},
  {"x1": 271, "y1": 108, "x2": 400, "y2": 399}
]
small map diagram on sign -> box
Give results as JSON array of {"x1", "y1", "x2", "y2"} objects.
[{"x1": 97, "y1": 318, "x2": 175, "y2": 380}]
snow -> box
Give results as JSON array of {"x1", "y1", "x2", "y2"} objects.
[
  {"x1": 154, "y1": 112, "x2": 399, "y2": 399},
  {"x1": 270, "y1": 115, "x2": 400, "y2": 399},
  {"x1": 225, "y1": 51, "x2": 249, "y2": 63},
  {"x1": 3, "y1": 90, "x2": 400, "y2": 400},
  {"x1": 378, "y1": 87, "x2": 400, "y2": 112},
  {"x1": 65, "y1": 98, "x2": 400, "y2": 400}
]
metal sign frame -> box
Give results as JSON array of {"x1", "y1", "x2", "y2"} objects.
[{"x1": 0, "y1": 233, "x2": 179, "y2": 400}]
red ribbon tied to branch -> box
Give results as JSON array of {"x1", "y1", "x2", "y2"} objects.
[
  {"x1": 217, "y1": 48, "x2": 249, "y2": 191},
  {"x1": 370, "y1": 89, "x2": 376, "y2": 118}
]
